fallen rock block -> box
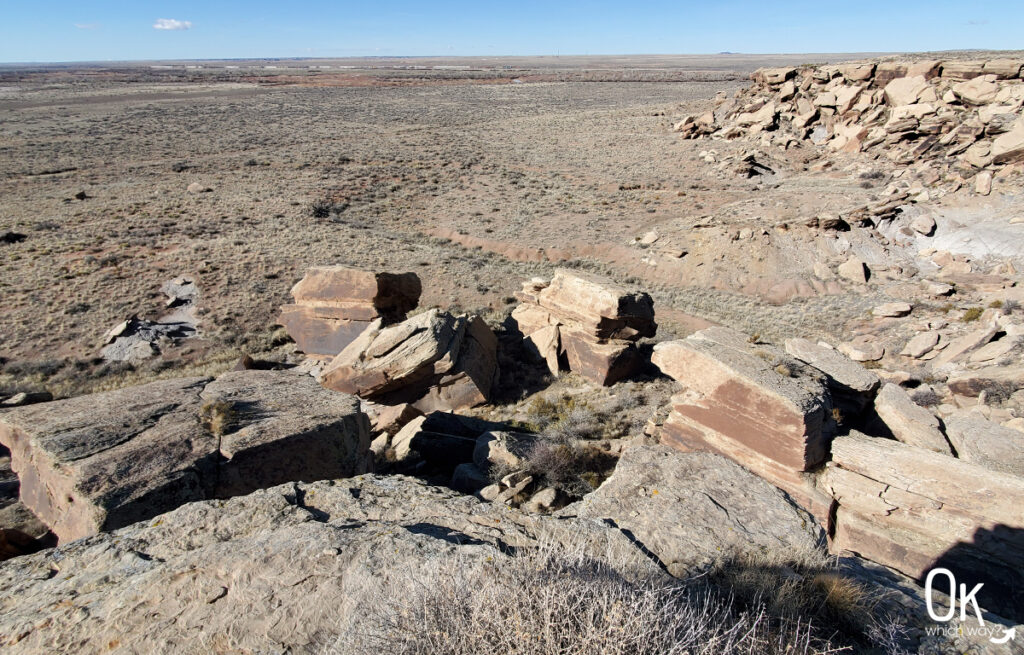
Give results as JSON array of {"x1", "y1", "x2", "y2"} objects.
[
  {"x1": 653, "y1": 327, "x2": 835, "y2": 518},
  {"x1": 511, "y1": 270, "x2": 655, "y2": 386},
  {"x1": 824, "y1": 432, "x2": 1024, "y2": 622},
  {"x1": 320, "y1": 308, "x2": 498, "y2": 412},
  {"x1": 873, "y1": 383, "x2": 951, "y2": 454},
  {"x1": 278, "y1": 266, "x2": 421, "y2": 359},
  {"x1": 784, "y1": 338, "x2": 879, "y2": 413},
  {"x1": 947, "y1": 365, "x2": 1024, "y2": 398},
  {"x1": 0, "y1": 372, "x2": 371, "y2": 542}
]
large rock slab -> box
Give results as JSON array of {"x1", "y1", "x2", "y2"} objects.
[
  {"x1": 277, "y1": 266, "x2": 421, "y2": 358},
  {"x1": 653, "y1": 327, "x2": 835, "y2": 518},
  {"x1": 0, "y1": 372, "x2": 371, "y2": 542},
  {"x1": 823, "y1": 432, "x2": 1024, "y2": 622},
  {"x1": 569, "y1": 445, "x2": 824, "y2": 577},
  {"x1": 0, "y1": 475, "x2": 656, "y2": 654},
  {"x1": 536, "y1": 270, "x2": 655, "y2": 340},
  {"x1": 785, "y1": 338, "x2": 879, "y2": 413},
  {"x1": 320, "y1": 308, "x2": 498, "y2": 412}
]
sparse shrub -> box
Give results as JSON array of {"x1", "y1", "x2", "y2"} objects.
[
  {"x1": 962, "y1": 307, "x2": 983, "y2": 322},
  {"x1": 911, "y1": 388, "x2": 942, "y2": 407},
  {"x1": 989, "y1": 300, "x2": 1004, "y2": 309},
  {"x1": 200, "y1": 400, "x2": 235, "y2": 437},
  {"x1": 774, "y1": 363, "x2": 793, "y2": 377},
  {"x1": 1003, "y1": 300, "x2": 1020, "y2": 315},
  {"x1": 520, "y1": 438, "x2": 616, "y2": 498}
]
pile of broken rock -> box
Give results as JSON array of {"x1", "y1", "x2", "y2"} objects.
[{"x1": 676, "y1": 57, "x2": 1024, "y2": 200}]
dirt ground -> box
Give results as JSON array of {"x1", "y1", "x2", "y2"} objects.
[{"x1": 0, "y1": 56, "x2": 1020, "y2": 397}]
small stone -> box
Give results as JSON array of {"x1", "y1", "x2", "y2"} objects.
[
  {"x1": 900, "y1": 332, "x2": 940, "y2": 358},
  {"x1": 975, "y1": 171, "x2": 993, "y2": 196},
  {"x1": 910, "y1": 214, "x2": 936, "y2": 236},
  {"x1": 838, "y1": 338, "x2": 885, "y2": 362},
  {"x1": 873, "y1": 302, "x2": 912, "y2": 318},
  {"x1": 838, "y1": 257, "x2": 869, "y2": 284}
]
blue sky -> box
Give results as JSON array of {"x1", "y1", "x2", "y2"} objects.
[{"x1": 1, "y1": 1, "x2": 1021, "y2": 63}]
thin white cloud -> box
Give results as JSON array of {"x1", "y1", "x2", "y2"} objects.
[
  {"x1": 153, "y1": 18, "x2": 192, "y2": 31},
  {"x1": 74, "y1": 23, "x2": 100, "y2": 30}
]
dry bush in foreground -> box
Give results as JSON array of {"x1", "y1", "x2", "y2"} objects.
[{"x1": 340, "y1": 538, "x2": 855, "y2": 655}]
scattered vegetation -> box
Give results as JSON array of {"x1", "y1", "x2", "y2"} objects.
[
  {"x1": 961, "y1": 307, "x2": 984, "y2": 322},
  {"x1": 200, "y1": 400, "x2": 236, "y2": 437}
]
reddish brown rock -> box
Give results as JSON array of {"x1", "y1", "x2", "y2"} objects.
[
  {"x1": 277, "y1": 266, "x2": 421, "y2": 358},
  {"x1": 823, "y1": 432, "x2": 1024, "y2": 620},
  {"x1": 320, "y1": 308, "x2": 498, "y2": 412},
  {"x1": 653, "y1": 327, "x2": 835, "y2": 518},
  {"x1": 511, "y1": 270, "x2": 654, "y2": 386}
]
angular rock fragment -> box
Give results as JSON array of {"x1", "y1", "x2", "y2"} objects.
[
  {"x1": 320, "y1": 308, "x2": 498, "y2": 412},
  {"x1": 785, "y1": 338, "x2": 879, "y2": 413},
  {"x1": 278, "y1": 266, "x2": 421, "y2": 359},
  {"x1": 873, "y1": 383, "x2": 951, "y2": 454}
]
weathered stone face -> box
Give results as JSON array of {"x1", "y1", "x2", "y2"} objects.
[
  {"x1": 0, "y1": 372, "x2": 371, "y2": 543},
  {"x1": 652, "y1": 327, "x2": 835, "y2": 519},
  {"x1": 570, "y1": 445, "x2": 824, "y2": 578},
  {"x1": 277, "y1": 266, "x2": 421, "y2": 358},
  {"x1": 319, "y1": 308, "x2": 498, "y2": 412},
  {"x1": 823, "y1": 433, "x2": 1024, "y2": 622}
]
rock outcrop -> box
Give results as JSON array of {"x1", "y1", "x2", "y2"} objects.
[
  {"x1": 568, "y1": 445, "x2": 824, "y2": 578},
  {"x1": 674, "y1": 57, "x2": 1024, "y2": 203},
  {"x1": 278, "y1": 266, "x2": 421, "y2": 359},
  {"x1": 0, "y1": 475, "x2": 659, "y2": 654},
  {"x1": 0, "y1": 371, "x2": 370, "y2": 542},
  {"x1": 652, "y1": 327, "x2": 835, "y2": 518},
  {"x1": 823, "y1": 432, "x2": 1024, "y2": 622},
  {"x1": 511, "y1": 270, "x2": 656, "y2": 385},
  {"x1": 319, "y1": 308, "x2": 498, "y2": 412}
]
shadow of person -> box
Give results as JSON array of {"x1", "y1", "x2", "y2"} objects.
[{"x1": 931, "y1": 523, "x2": 1024, "y2": 624}]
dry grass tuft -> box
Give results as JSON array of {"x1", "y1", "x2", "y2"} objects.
[
  {"x1": 200, "y1": 400, "x2": 236, "y2": 437},
  {"x1": 341, "y1": 537, "x2": 847, "y2": 655}
]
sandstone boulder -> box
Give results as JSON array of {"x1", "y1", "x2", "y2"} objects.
[
  {"x1": 873, "y1": 383, "x2": 951, "y2": 454},
  {"x1": 883, "y1": 76, "x2": 930, "y2": 106},
  {"x1": 945, "y1": 412, "x2": 1024, "y2": 476},
  {"x1": 653, "y1": 327, "x2": 834, "y2": 518},
  {"x1": 320, "y1": 308, "x2": 498, "y2": 412},
  {"x1": 511, "y1": 270, "x2": 655, "y2": 386},
  {"x1": 837, "y1": 256, "x2": 869, "y2": 283},
  {"x1": 784, "y1": 338, "x2": 879, "y2": 413},
  {"x1": 0, "y1": 372, "x2": 370, "y2": 542},
  {"x1": 277, "y1": 266, "x2": 421, "y2": 359},
  {"x1": 900, "y1": 331, "x2": 940, "y2": 358},
  {"x1": 952, "y1": 75, "x2": 1000, "y2": 105},
  {"x1": 570, "y1": 445, "x2": 824, "y2": 578}
]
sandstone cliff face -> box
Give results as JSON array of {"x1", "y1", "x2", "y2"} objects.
[
  {"x1": 0, "y1": 371, "x2": 370, "y2": 543},
  {"x1": 278, "y1": 266, "x2": 421, "y2": 359}
]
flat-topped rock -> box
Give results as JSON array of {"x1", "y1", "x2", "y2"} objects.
[
  {"x1": 653, "y1": 327, "x2": 834, "y2": 517},
  {"x1": 823, "y1": 432, "x2": 1024, "y2": 621},
  {"x1": 278, "y1": 266, "x2": 421, "y2": 358},
  {"x1": 0, "y1": 372, "x2": 371, "y2": 542},
  {"x1": 945, "y1": 412, "x2": 1024, "y2": 476},
  {"x1": 535, "y1": 269, "x2": 655, "y2": 340},
  {"x1": 785, "y1": 337, "x2": 879, "y2": 412}
]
